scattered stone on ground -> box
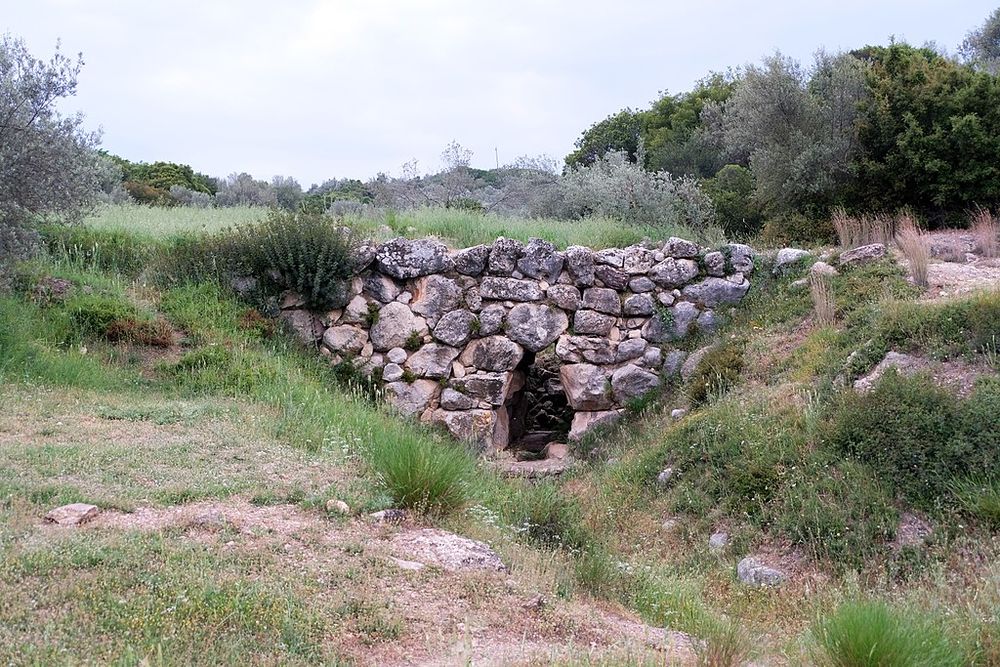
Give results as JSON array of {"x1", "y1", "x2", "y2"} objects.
[
  {"x1": 854, "y1": 350, "x2": 990, "y2": 398},
  {"x1": 736, "y1": 557, "x2": 787, "y2": 587},
  {"x1": 892, "y1": 512, "x2": 934, "y2": 550},
  {"x1": 390, "y1": 528, "x2": 506, "y2": 573},
  {"x1": 838, "y1": 243, "x2": 886, "y2": 266},
  {"x1": 390, "y1": 557, "x2": 426, "y2": 572},
  {"x1": 708, "y1": 532, "x2": 729, "y2": 552},
  {"x1": 810, "y1": 260, "x2": 839, "y2": 277},
  {"x1": 369, "y1": 508, "x2": 408, "y2": 524},
  {"x1": 656, "y1": 467, "x2": 676, "y2": 486},
  {"x1": 44, "y1": 503, "x2": 100, "y2": 526},
  {"x1": 670, "y1": 408, "x2": 688, "y2": 420},
  {"x1": 326, "y1": 499, "x2": 350, "y2": 515},
  {"x1": 661, "y1": 517, "x2": 680, "y2": 532},
  {"x1": 772, "y1": 248, "x2": 810, "y2": 275}
]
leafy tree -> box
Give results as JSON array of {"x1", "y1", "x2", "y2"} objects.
[
  {"x1": 565, "y1": 109, "x2": 644, "y2": 168},
  {"x1": 214, "y1": 172, "x2": 277, "y2": 207},
  {"x1": 719, "y1": 52, "x2": 866, "y2": 217},
  {"x1": 643, "y1": 73, "x2": 736, "y2": 177},
  {"x1": 960, "y1": 7, "x2": 1000, "y2": 74},
  {"x1": 270, "y1": 175, "x2": 303, "y2": 210},
  {"x1": 1, "y1": 34, "x2": 102, "y2": 264},
  {"x1": 703, "y1": 164, "x2": 764, "y2": 237},
  {"x1": 850, "y1": 42, "x2": 1000, "y2": 221}
]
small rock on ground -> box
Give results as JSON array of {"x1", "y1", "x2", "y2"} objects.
[
  {"x1": 368, "y1": 508, "x2": 407, "y2": 524},
  {"x1": 391, "y1": 528, "x2": 506, "y2": 572},
  {"x1": 44, "y1": 503, "x2": 99, "y2": 526},
  {"x1": 736, "y1": 557, "x2": 787, "y2": 587},
  {"x1": 326, "y1": 499, "x2": 351, "y2": 515},
  {"x1": 708, "y1": 532, "x2": 729, "y2": 551},
  {"x1": 656, "y1": 467, "x2": 676, "y2": 486}
]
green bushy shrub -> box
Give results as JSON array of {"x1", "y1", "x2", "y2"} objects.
[
  {"x1": 686, "y1": 340, "x2": 744, "y2": 406},
  {"x1": 825, "y1": 371, "x2": 976, "y2": 509},
  {"x1": 760, "y1": 211, "x2": 836, "y2": 246},
  {"x1": 65, "y1": 292, "x2": 172, "y2": 347},
  {"x1": 812, "y1": 601, "x2": 965, "y2": 667},
  {"x1": 158, "y1": 212, "x2": 357, "y2": 311}
]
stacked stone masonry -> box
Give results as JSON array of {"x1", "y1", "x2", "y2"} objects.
[{"x1": 280, "y1": 236, "x2": 755, "y2": 450}]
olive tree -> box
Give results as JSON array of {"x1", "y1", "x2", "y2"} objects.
[
  {"x1": 961, "y1": 7, "x2": 1000, "y2": 74},
  {"x1": 1, "y1": 33, "x2": 103, "y2": 263}
]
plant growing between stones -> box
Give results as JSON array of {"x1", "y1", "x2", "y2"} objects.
[{"x1": 403, "y1": 330, "x2": 422, "y2": 351}]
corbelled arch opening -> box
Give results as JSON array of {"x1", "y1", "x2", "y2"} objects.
[{"x1": 502, "y1": 350, "x2": 574, "y2": 457}]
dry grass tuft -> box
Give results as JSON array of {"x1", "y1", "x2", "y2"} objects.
[
  {"x1": 895, "y1": 216, "x2": 930, "y2": 287},
  {"x1": 971, "y1": 207, "x2": 999, "y2": 258},
  {"x1": 809, "y1": 272, "x2": 836, "y2": 326},
  {"x1": 831, "y1": 207, "x2": 895, "y2": 250}
]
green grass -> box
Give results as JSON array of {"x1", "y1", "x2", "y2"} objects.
[
  {"x1": 812, "y1": 600, "x2": 965, "y2": 666},
  {"x1": 84, "y1": 203, "x2": 721, "y2": 250},
  {"x1": 84, "y1": 203, "x2": 265, "y2": 239}
]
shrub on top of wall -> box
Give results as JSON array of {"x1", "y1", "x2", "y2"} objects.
[{"x1": 158, "y1": 211, "x2": 357, "y2": 311}]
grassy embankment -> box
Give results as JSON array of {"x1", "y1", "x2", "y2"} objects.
[{"x1": 1, "y1": 205, "x2": 998, "y2": 664}]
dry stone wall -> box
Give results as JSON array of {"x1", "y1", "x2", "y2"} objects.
[{"x1": 279, "y1": 236, "x2": 755, "y2": 450}]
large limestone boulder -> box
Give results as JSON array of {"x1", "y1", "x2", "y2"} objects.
[
  {"x1": 581, "y1": 287, "x2": 620, "y2": 315},
  {"x1": 736, "y1": 557, "x2": 787, "y2": 587},
  {"x1": 560, "y1": 363, "x2": 613, "y2": 411},
  {"x1": 449, "y1": 371, "x2": 524, "y2": 406},
  {"x1": 453, "y1": 244, "x2": 490, "y2": 276},
  {"x1": 556, "y1": 335, "x2": 617, "y2": 364},
  {"x1": 611, "y1": 364, "x2": 660, "y2": 403},
  {"x1": 376, "y1": 238, "x2": 453, "y2": 279},
  {"x1": 623, "y1": 293, "x2": 654, "y2": 316},
  {"x1": 547, "y1": 284, "x2": 581, "y2": 311},
  {"x1": 488, "y1": 237, "x2": 524, "y2": 275},
  {"x1": 681, "y1": 276, "x2": 750, "y2": 308},
  {"x1": 279, "y1": 310, "x2": 323, "y2": 345},
  {"x1": 663, "y1": 236, "x2": 700, "y2": 258},
  {"x1": 432, "y1": 309, "x2": 477, "y2": 347},
  {"x1": 390, "y1": 528, "x2": 506, "y2": 572},
  {"x1": 573, "y1": 310, "x2": 616, "y2": 336},
  {"x1": 505, "y1": 303, "x2": 569, "y2": 352},
  {"x1": 595, "y1": 264, "x2": 629, "y2": 290},
  {"x1": 428, "y1": 409, "x2": 503, "y2": 449},
  {"x1": 363, "y1": 274, "x2": 401, "y2": 303},
  {"x1": 564, "y1": 245, "x2": 595, "y2": 285},
  {"x1": 641, "y1": 301, "x2": 698, "y2": 342},
  {"x1": 476, "y1": 304, "x2": 506, "y2": 336},
  {"x1": 517, "y1": 238, "x2": 564, "y2": 282},
  {"x1": 385, "y1": 379, "x2": 440, "y2": 416},
  {"x1": 479, "y1": 277, "x2": 543, "y2": 302},
  {"x1": 410, "y1": 275, "x2": 463, "y2": 327},
  {"x1": 726, "y1": 243, "x2": 755, "y2": 274},
  {"x1": 405, "y1": 343, "x2": 460, "y2": 378},
  {"x1": 370, "y1": 302, "x2": 426, "y2": 351},
  {"x1": 322, "y1": 324, "x2": 368, "y2": 355},
  {"x1": 773, "y1": 248, "x2": 810, "y2": 276},
  {"x1": 623, "y1": 246, "x2": 656, "y2": 274},
  {"x1": 459, "y1": 336, "x2": 524, "y2": 371},
  {"x1": 569, "y1": 410, "x2": 623, "y2": 441},
  {"x1": 649, "y1": 258, "x2": 699, "y2": 288}
]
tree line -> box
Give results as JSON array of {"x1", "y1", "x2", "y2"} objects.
[{"x1": 565, "y1": 8, "x2": 1000, "y2": 238}]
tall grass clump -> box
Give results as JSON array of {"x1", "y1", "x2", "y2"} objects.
[
  {"x1": 812, "y1": 601, "x2": 965, "y2": 667},
  {"x1": 971, "y1": 207, "x2": 999, "y2": 258},
  {"x1": 363, "y1": 431, "x2": 476, "y2": 515},
  {"x1": 810, "y1": 272, "x2": 836, "y2": 325},
  {"x1": 894, "y1": 216, "x2": 930, "y2": 287},
  {"x1": 41, "y1": 225, "x2": 156, "y2": 277},
  {"x1": 831, "y1": 208, "x2": 895, "y2": 250},
  {"x1": 84, "y1": 202, "x2": 264, "y2": 239}
]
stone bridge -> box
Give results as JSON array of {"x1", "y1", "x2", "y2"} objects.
[{"x1": 280, "y1": 236, "x2": 755, "y2": 451}]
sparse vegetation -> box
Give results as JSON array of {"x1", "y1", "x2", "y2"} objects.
[{"x1": 895, "y1": 216, "x2": 931, "y2": 287}]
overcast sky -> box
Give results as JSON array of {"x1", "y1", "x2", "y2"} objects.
[{"x1": 5, "y1": 1, "x2": 997, "y2": 186}]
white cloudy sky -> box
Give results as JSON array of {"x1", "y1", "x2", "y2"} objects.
[{"x1": 4, "y1": 0, "x2": 997, "y2": 186}]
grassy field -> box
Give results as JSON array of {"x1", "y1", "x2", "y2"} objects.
[
  {"x1": 2, "y1": 209, "x2": 999, "y2": 664},
  {"x1": 83, "y1": 203, "x2": 722, "y2": 249}
]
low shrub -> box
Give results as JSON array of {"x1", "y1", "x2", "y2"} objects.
[
  {"x1": 158, "y1": 212, "x2": 358, "y2": 310},
  {"x1": 759, "y1": 211, "x2": 836, "y2": 246},
  {"x1": 951, "y1": 477, "x2": 1000, "y2": 529},
  {"x1": 65, "y1": 292, "x2": 172, "y2": 347},
  {"x1": 686, "y1": 340, "x2": 745, "y2": 406},
  {"x1": 824, "y1": 371, "x2": 998, "y2": 509},
  {"x1": 495, "y1": 482, "x2": 593, "y2": 551},
  {"x1": 812, "y1": 600, "x2": 965, "y2": 667}
]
